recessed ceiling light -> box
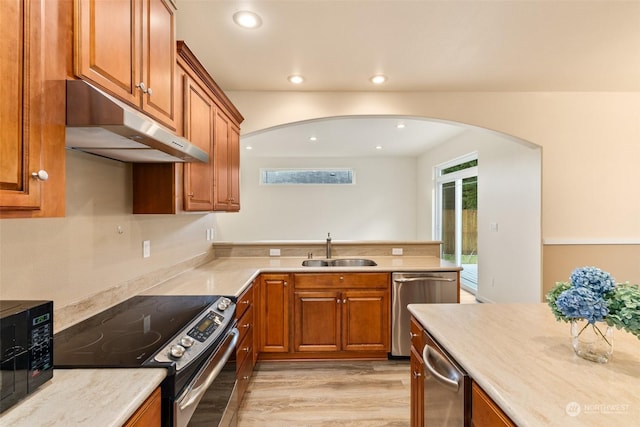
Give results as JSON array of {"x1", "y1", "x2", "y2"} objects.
[
  {"x1": 233, "y1": 11, "x2": 262, "y2": 29},
  {"x1": 370, "y1": 74, "x2": 387, "y2": 85},
  {"x1": 245, "y1": 146, "x2": 253, "y2": 150},
  {"x1": 375, "y1": 145, "x2": 383, "y2": 150},
  {"x1": 309, "y1": 136, "x2": 317, "y2": 141},
  {"x1": 396, "y1": 123, "x2": 406, "y2": 129},
  {"x1": 288, "y1": 75, "x2": 304, "y2": 84}
]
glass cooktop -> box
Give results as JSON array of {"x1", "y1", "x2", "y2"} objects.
[{"x1": 54, "y1": 295, "x2": 218, "y2": 368}]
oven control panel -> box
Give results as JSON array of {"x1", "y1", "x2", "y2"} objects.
[{"x1": 153, "y1": 297, "x2": 235, "y2": 370}]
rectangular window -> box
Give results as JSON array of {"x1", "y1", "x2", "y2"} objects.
[{"x1": 260, "y1": 168, "x2": 355, "y2": 185}]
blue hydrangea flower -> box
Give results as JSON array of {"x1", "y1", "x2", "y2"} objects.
[
  {"x1": 555, "y1": 286, "x2": 609, "y2": 324},
  {"x1": 570, "y1": 266, "x2": 616, "y2": 295}
]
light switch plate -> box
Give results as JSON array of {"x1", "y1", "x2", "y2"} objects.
[{"x1": 143, "y1": 240, "x2": 151, "y2": 258}]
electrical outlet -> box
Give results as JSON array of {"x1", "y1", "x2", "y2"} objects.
[
  {"x1": 392, "y1": 248, "x2": 403, "y2": 256},
  {"x1": 490, "y1": 222, "x2": 499, "y2": 232},
  {"x1": 143, "y1": 240, "x2": 151, "y2": 258},
  {"x1": 269, "y1": 248, "x2": 281, "y2": 257}
]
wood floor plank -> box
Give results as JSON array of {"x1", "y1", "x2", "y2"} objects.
[{"x1": 238, "y1": 360, "x2": 410, "y2": 426}]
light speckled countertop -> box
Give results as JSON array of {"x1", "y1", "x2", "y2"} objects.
[
  {"x1": 2, "y1": 255, "x2": 455, "y2": 426},
  {"x1": 408, "y1": 303, "x2": 640, "y2": 426},
  {"x1": 0, "y1": 369, "x2": 166, "y2": 426},
  {"x1": 143, "y1": 255, "x2": 460, "y2": 297}
]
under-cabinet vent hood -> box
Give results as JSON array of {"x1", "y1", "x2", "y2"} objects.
[{"x1": 65, "y1": 80, "x2": 208, "y2": 163}]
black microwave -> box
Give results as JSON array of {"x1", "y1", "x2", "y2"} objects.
[{"x1": 0, "y1": 300, "x2": 53, "y2": 414}]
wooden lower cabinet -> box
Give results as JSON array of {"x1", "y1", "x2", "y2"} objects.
[
  {"x1": 410, "y1": 317, "x2": 426, "y2": 426},
  {"x1": 410, "y1": 346, "x2": 425, "y2": 427},
  {"x1": 258, "y1": 274, "x2": 290, "y2": 353},
  {"x1": 235, "y1": 281, "x2": 256, "y2": 404},
  {"x1": 471, "y1": 382, "x2": 516, "y2": 427},
  {"x1": 123, "y1": 386, "x2": 161, "y2": 427},
  {"x1": 293, "y1": 289, "x2": 389, "y2": 353},
  {"x1": 294, "y1": 291, "x2": 341, "y2": 352},
  {"x1": 290, "y1": 273, "x2": 390, "y2": 358}
]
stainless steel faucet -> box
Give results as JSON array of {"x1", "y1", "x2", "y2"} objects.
[{"x1": 326, "y1": 232, "x2": 332, "y2": 259}]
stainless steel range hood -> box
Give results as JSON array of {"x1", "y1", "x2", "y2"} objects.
[{"x1": 65, "y1": 80, "x2": 208, "y2": 163}]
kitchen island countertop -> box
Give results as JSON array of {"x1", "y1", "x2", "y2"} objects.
[{"x1": 408, "y1": 303, "x2": 640, "y2": 426}]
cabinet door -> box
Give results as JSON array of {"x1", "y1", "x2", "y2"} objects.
[
  {"x1": 341, "y1": 290, "x2": 390, "y2": 352},
  {"x1": 213, "y1": 109, "x2": 231, "y2": 211},
  {"x1": 75, "y1": 0, "x2": 176, "y2": 129},
  {"x1": 410, "y1": 346, "x2": 425, "y2": 427},
  {"x1": 213, "y1": 109, "x2": 241, "y2": 212},
  {"x1": 182, "y1": 75, "x2": 214, "y2": 211},
  {"x1": 75, "y1": 0, "x2": 140, "y2": 106},
  {"x1": 228, "y1": 123, "x2": 241, "y2": 211},
  {"x1": 140, "y1": 0, "x2": 177, "y2": 129},
  {"x1": 123, "y1": 386, "x2": 161, "y2": 427},
  {"x1": 472, "y1": 382, "x2": 515, "y2": 427},
  {"x1": 1, "y1": 0, "x2": 43, "y2": 210},
  {"x1": 259, "y1": 274, "x2": 290, "y2": 353},
  {"x1": 294, "y1": 291, "x2": 341, "y2": 352}
]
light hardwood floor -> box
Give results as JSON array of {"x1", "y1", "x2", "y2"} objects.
[
  {"x1": 237, "y1": 360, "x2": 411, "y2": 426},
  {"x1": 238, "y1": 292, "x2": 477, "y2": 426}
]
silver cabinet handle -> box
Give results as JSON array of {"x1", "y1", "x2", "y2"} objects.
[
  {"x1": 412, "y1": 371, "x2": 422, "y2": 379},
  {"x1": 136, "y1": 82, "x2": 147, "y2": 93},
  {"x1": 147, "y1": 87, "x2": 153, "y2": 95},
  {"x1": 31, "y1": 170, "x2": 49, "y2": 181},
  {"x1": 409, "y1": 331, "x2": 418, "y2": 339},
  {"x1": 395, "y1": 277, "x2": 456, "y2": 283},
  {"x1": 422, "y1": 344, "x2": 461, "y2": 392}
]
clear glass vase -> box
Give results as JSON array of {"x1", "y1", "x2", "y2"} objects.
[{"x1": 571, "y1": 320, "x2": 613, "y2": 363}]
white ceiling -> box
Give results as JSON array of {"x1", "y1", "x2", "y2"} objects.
[{"x1": 176, "y1": 0, "x2": 640, "y2": 157}]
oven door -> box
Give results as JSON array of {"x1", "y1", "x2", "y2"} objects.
[{"x1": 174, "y1": 327, "x2": 239, "y2": 427}]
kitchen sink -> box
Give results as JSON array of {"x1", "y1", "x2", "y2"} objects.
[{"x1": 301, "y1": 258, "x2": 377, "y2": 267}]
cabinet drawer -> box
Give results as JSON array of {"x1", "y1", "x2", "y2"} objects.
[
  {"x1": 410, "y1": 317, "x2": 425, "y2": 352},
  {"x1": 236, "y1": 345, "x2": 254, "y2": 403},
  {"x1": 237, "y1": 304, "x2": 253, "y2": 346},
  {"x1": 236, "y1": 285, "x2": 254, "y2": 320},
  {"x1": 236, "y1": 326, "x2": 254, "y2": 375},
  {"x1": 294, "y1": 273, "x2": 389, "y2": 289}
]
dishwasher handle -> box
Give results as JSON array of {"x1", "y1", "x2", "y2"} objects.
[
  {"x1": 394, "y1": 276, "x2": 456, "y2": 283},
  {"x1": 422, "y1": 344, "x2": 461, "y2": 393}
]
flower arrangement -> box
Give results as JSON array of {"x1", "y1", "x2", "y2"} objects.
[{"x1": 546, "y1": 266, "x2": 640, "y2": 339}]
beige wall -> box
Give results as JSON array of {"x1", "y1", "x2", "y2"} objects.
[
  {"x1": 0, "y1": 150, "x2": 216, "y2": 310},
  {"x1": 228, "y1": 90, "x2": 640, "y2": 289}
]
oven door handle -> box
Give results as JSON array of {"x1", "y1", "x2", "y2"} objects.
[{"x1": 177, "y1": 327, "x2": 239, "y2": 411}]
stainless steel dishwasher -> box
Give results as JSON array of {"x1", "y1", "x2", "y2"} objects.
[
  {"x1": 422, "y1": 329, "x2": 471, "y2": 426},
  {"x1": 391, "y1": 271, "x2": 459, "y2": 357}
]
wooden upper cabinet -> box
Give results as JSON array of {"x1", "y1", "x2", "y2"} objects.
[
  {"x1": 74, "y1": 0, "x2": 177, "y2": 130},
  {"x1": 132, "y1": 42, "x2": 243, "y2": 214},
  {"x1": 182, "y1": 74, "x2": 215, "y2": 211},
  {"x1": 1, "y1": 0, "x2": 42, "y2": 210},
  {"x1": 1, "y1": 0, "x2": 66, "y2": 217},
  {"x1": 213, "y1": 110, "x2": 240, "y2": 212}
]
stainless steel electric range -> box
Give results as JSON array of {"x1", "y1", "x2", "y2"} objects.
[{"x1": 54, "y1": 295, "x2": 238, "y2": 427}]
